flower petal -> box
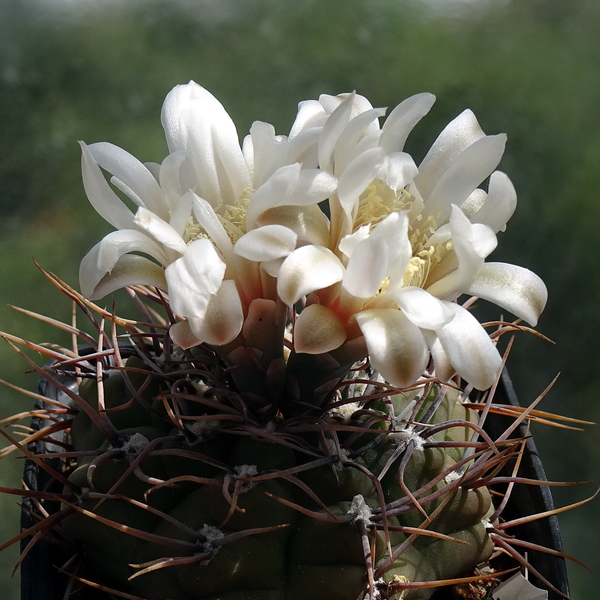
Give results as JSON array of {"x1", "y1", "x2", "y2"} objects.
[
  {"x1": 169, "y1": 319, "x2": 201, "y2": 350},
  {"x1": 234, "y1": 225, "x2": 297, "y2": 262},
  {"x1": 79, "y1": 233, "x2": 167, "y2": 299},
  {"x1": 294, "y1": 304, "x2": 347, "y2": 354},
  {"x1": 80, "y1": 141, "x2": 135, "y2": 230},
  {"x1": 435, "y1": 302, "x2": 502, "y2": 390},
  {"x1": 87, "y1": 142, "x2": 168, "y2": 221},
  {"x1": 471, "y1": 171, "x2": 517, "y2": 234},
  {"x1": 333, "y1": 107, "x2": 386, "y2": 172},
  {"x1": 376, "y1": 212, "x2": 413, "y2": 290},
  {"x1": 380, "y1": 92, "x2": 436, "y2": 153},
  {"x1": 277, "y1": 245, "x2": 344, "y2": 306},
  {"x1": 159, "y1": 151, "x2": 189, "y2": 212},
  {"x1": 414, "y1": 109, "x2": 486, "y2": 199},
  {"x1": 246, "y1": 164, "x2": 337, "y2": 227},
  {"x1": 80, "y1": 254, "x2": 167, "y2": 300},
  {"x1": 186, "y1": 280, "x2": 244, "y2": 346},
  {"x1": 247, "y1": 120, "x2": 289, "y2": 188},
  {"x1": 393, "y1": 287, "x2": 454, "y2": 330},
  {"x1": 165, "y1": 239, "x2": 226, "y2": 319},
  {"x1": 161, "y1": 80, "x2": 249, "y2": 207},
  {"x1": 342, "y1": 235, "x2": 388, "y2": 298},
  {"x1": 339, "y1": 226, "x2": 370, "y2": 258},
  {"x1": 337, "y1": 147, "x2": 385, "y2": 218},
  {"x1": 383, "y1": 152, "x2": 419, "y2": 191},
  {"x1": 426, "y1": 205, "x2": 497, "y2": 299},
  {"x1": 422, "y1": 330, "x2": 455, "y2": 383},
  {"x1": 422, "y1": 133, "x2": 507, "y2": 223},
  {"x1": 256, "y1": 204, "x2": 331, "y2": 247},
  {"x1": 318, "y1": 92, "x2": 355, "y2": 172},
  {"x1": 289, "y1": 99, "x2": 327, "y2": 139},
  {"x1": 168, "y1": 190, "x2": 194, "y2": 237},
  {"x1": 355, "y1": 308, "x2": 429, "y2": 388},
  {"x1": 95, "y1": 229, "x2": 168, "y2": 273},
  {"x1": 191, "y1": 192, "x2": 233, "y2": 256},
  {"x1": 467, "y1": 262, "x2": 548, "y2": 326},
  {"x1": 134, "y1": 207, "x2": 187, "y2": 255}
]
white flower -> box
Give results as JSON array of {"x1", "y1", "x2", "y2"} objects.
[
  {"x1": 273, "y1": 92, "x2": 547, "y2": 390},
  {"x1": 79, "y1": 81, "x2": 335, "y2": 349},
  {"x1": 78, "y1": 82, "x2": 547, "y2": 398}
]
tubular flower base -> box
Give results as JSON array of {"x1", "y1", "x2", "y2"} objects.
[{"x1": 0, "y1": 83, "x2": 588, "y2": 600}]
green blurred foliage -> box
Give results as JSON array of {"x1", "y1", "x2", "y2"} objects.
[{"x1": 1, "y1": 0, "x2": 599, "y2": 598}]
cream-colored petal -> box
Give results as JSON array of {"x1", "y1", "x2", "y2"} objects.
[
  {"x1": 394, "y1": 287, "x2": 454, "y2": 330},
  {"x1": 422, "y1": 330, "x2": 455, "y2": 383},
  {"x1": 426, "y1": 206, "x2": 497, "y2": 299},
  {"x1": 87, "y1": 142, "x2": 168, "y2": 221},
  {"x1": 80, "y1": 141, "x2": 135, "y2": 230},
  {"x1": 168, "y1": 190, "x2": 194, "y2": 238},
  {"x1": 134, "y1": 207, "x2": 187, "y2": 255},
  {"x1": 161, "y1": 80, "x2": 250, "y2": 207},
  {"x1": 234, "y1": 225, "x2": 297, "y2": 262},
  {"x1": 471, "y1": 171, "x2": 517, "y2": 234},
  {"x1": 81, "y1": 254, "x2": 167, "y2": 300},
  {"x1": 415, "y1": 109, "x2": 486, "y2": 199},
  {"x1": 380, "y1": 92, "x2": 436, "y2": 153},
  {"x1": 435, "y1": 302, "x2": 502, "y2": 391},
  {"x1": 159, "y1": 151, "x2": 189, "y2": 212},
  {"x1": 191, "y1": 192, "x2": 233, "y2": 256},
  {"x1": 79, "y1": 233, "x2": 167, "y2": 299},
  {"x1": 289, "y1": 99, "x2": 327, "y2": 138},
  {"x1": 318, "y1": 92, "x2": 355, "y2": 172},
  {"x1": 95, "y1": 229, "x2": 169, "y2": 273},
  {"x1": 277, "y1": 245, "x2": 344, "y2": 306},
  {"x1": 186, "y1": 280, "x2": 244, "y2": 346},
  {"x1": 247, "y1": 120, "x2": 289, "y2": 188},
  {"x1": 169, "y1": 319, "x2": 201, "y2": 350},
  {"x1": 256, "y1": 204, "x2": 331, "y2": 247},
  {"x1": 165, "y1": 239, "x2": 226, "y2": 319},
  {"x1": 383, "y1": 152, "x2": 419, "y2": 191},
  {"x1": 375, "y1": 212, "x2": 413, "y2": 291},
  {"x1": 294, "y1": 304, "x2": 347, "y2": 354},
  {"x1": 333, "y1": 107, "x2": 386, "y2": 172},
  {"x1": 246, "y1": 164, "x2": 337, "y2": 227},
  {"x1": 422, "y1": 134, "x2": 507, "y2": 223},
  {"x1": 339, "y1": 226, "x2": 370, "y2": 258},
  {"x1": 337, "y1": 147, "x2": 385, "y2": 218},
  {"x1": 467, "y1": 262, "x2": 547, "y2": 326},
  {"x1": 355, "y1": 308, "x2": 429, "y2": 388},
  {"x1": 342, "y1": 235, "x2": 388, "y2": 298}
]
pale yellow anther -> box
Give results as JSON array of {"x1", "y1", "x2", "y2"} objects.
[
  {"x1": 354, "y1": 180, "x2": 415, "y2": 232},
  {"x1": 218, "y1": 188, "x2": 252, "y2": 243},
  {"x1": 183, "y1": 218, "x2": 209, "y2": 244},
  {"x1": 182, "y1": 188, "x2": 252, "y2": 246}
]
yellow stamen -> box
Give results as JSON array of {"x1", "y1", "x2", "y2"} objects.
[
  {"x1": 183, "y1": 188, "x2": 252, "y2": 246},
  {"x1": 354, "y1": 180, "x2": 415, "y2": 232},
  {"x1": 218, "y1": 188, "x2": 252, "y2": 244}
]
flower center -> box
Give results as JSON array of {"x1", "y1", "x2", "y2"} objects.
[
  {"x1": 218, "y1": 188, "x2": 252, "y2": 243},
  {"x1": 354, "y1": 180, "x2": 415, "y2": 232},
  {"x1": 403, "y1": 230, "x2": 454, "y2": 289},
  {"x1": 183, "y1": 189, "x2": 252, "y2": 246}
]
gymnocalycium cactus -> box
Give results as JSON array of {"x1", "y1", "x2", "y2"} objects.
[{"x1": 3, "y1": 83, "x2": 589, "y2": 600}]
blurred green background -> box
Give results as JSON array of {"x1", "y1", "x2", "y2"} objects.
[{"x1": 1, "y1": 0, "x2": 598, "y2": 598}]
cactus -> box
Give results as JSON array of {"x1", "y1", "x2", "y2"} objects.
[
  {"x1": 1, "y1": 82, "x2": 587, "y2": 599},
  {"x1": 2, "y1": 276, "x2": 579, "y2": 600}
]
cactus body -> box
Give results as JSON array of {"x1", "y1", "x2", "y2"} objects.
[{"x1": 54, "y1": 352, "x2": 494, "y2": 600}]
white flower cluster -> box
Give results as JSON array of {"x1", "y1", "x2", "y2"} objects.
[{"x1": 80, "y1": 81, "x2": 546, "y2": 391}]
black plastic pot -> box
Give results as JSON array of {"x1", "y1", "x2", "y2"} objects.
[
  {"x1": 478, "y1": 371, "x2": 570, "y2": 599},
  {"x1": 20, "y1": 368, "x2": 570, "y2": 600}
]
